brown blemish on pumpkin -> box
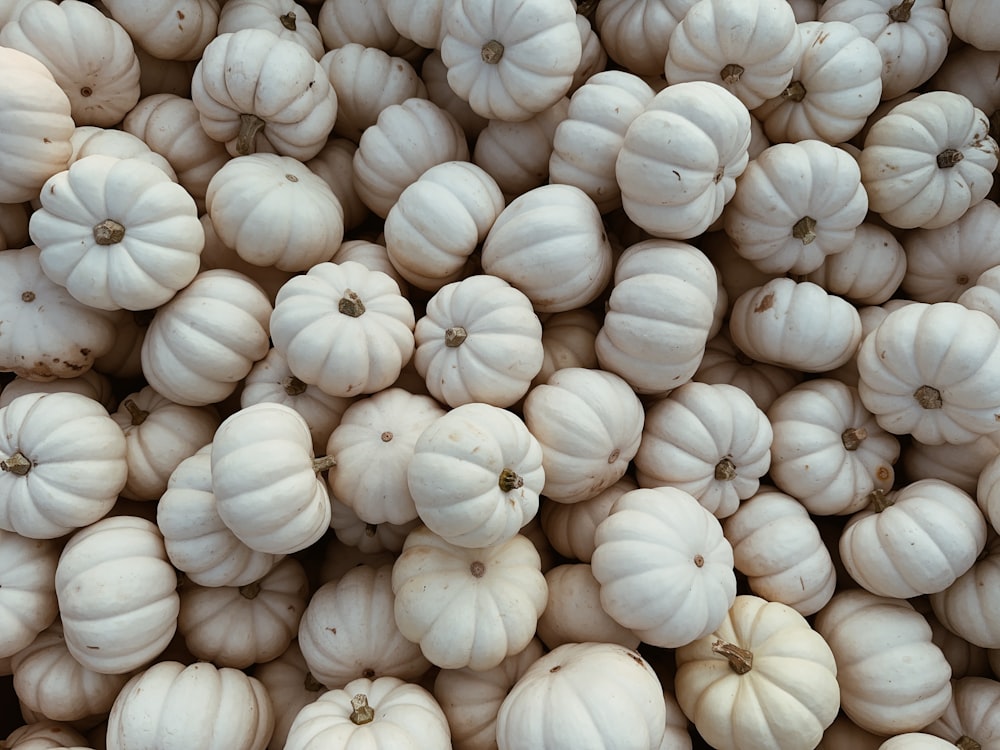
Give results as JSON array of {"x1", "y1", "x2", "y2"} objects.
[{"x1": 753, "y1": 293, "x2": 775, "y2": 313}]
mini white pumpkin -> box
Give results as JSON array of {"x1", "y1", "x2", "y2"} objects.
[
  {"x1": 0, "y1": 529, "x2": 59, "y2": 659},
  {"x1": 407, "y1": 402, "x2": 544, "y2": 549},
  {"x1": 101, "y1": 0, "x2": 220, "y2": 62},
  {"x1": 537, "y1": 563, "x2": 641, "y2": 650},
  {"x1": 217, "y1": 0, "x2": 324, "y2": 59},
  {"x1": 539, "y1": 477, "x2": 637, "y2": 564}
]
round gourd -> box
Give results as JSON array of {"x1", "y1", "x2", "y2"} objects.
[
  {"x1": 592, "y1": 486, "x2": 737, "y2": 648},
  {"x1": 537, "y1": 563, "x2": 641, "y2": 650},
  {"x1": 804, "y1": 222, "x2": 907, "y2": 306},
  {"x1": 101, "y1": 0, "x2": 220, "y2": 61},
  {"x1": 0, "y1": 529, "x2": 59, "y2": 660},
  {"x1": 317, "y1": 0, "x2": 423, "y2": 60},
  {"x1": 252, "y1": 641, "x2": 326, "y2": 750},
  {"x1": 594, "y1": 0, "x2": 696, "y2": 76},
  {"x1": 945, "y1": 0, "x2": 1000, "y2": 51},
  {"x1": 539, "y1": 477, "x2": 637, "y2": 564},
  {"x1": 929, "y1": 535, "x2": 1000, "y2": 649},
  {"x1": 922, "y1": 675, "x2": 1000, "y2": 748},
  {"x1": 674, "y1": 595, "x2": 840, "y2": 750},
  {"x1": 217, "y1": 0, "x2": 323, "y2": 59},
  {"x1": 693, "y1": 331, "x2": 804, "y2": 412}
]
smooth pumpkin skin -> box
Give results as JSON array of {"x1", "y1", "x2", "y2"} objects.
[{"x1": 0, "y1": 529, "x2": 60, "y2": 660}]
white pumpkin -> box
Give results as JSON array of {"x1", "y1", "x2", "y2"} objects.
[
  {"x1": 101, "y1": 0, "x2": 220, "y2": 61},
  {"x1": 537, "y1": 563, "x2": 641, "y2": 650},
  {"x1": 804, "y1": 221, "x2": 907, "y2": 306},
  {"x1": 0, "y1": 529, "x2": 59, "y2": 660},
  {"x1": 251, "y1": 640, "x2": 326, "y2": 750},
  {"x1": 539, "y1": 477, "x2": 637, "y2": 564},
  {"x1": 921, "y1": 675, "x2": 1000, "y2": 748},
  {"x1": 217, "y1": 0, "x2": 324, "y2": 59},
  {"x1": 929, "y1": 535, "x2": 1000, "y2": 649}
]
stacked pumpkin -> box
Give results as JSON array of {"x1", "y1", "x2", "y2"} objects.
[{"x1": 2, "y1": 0, "x2": 1000, "y2": 747}]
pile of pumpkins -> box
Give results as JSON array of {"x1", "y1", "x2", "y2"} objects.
[{"x1": 3, "y1": 0, "x2": 1000, "y2": 747}]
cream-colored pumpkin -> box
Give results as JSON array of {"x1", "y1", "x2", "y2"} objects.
[
  {"x1": 595, "y1": 0, "x2": 697, "y2": 76},
  {"x1": 328, "y1": 497, "x2": 419, "y2": 555},
  {"x1": 420, "y1": 48, "x2": 490, "y2": 139},
  {"x1": 352, "y1": 97, "x2": 470, "y2": 218},
  {"x1": 0, "y1": 47, "x2": 74, "y2": 204},
  {"x1": 635, "y1": 381, "x2": 772, "y2": 519},
  {"x1": 729, "y1": 277, "x2": 863, "y2": 373},
  {"x1": 767, "y1": 378, "x2": 900, "y2": 515},
  {"x1": 481, "y1": 183, "x2": 614, "y2": 313},
  {"x1": 433, "y1": 639, "x2": 545, "y2": 750},
  {"x1": 0, "y1": 391, "x2": 127, "y2": 540},
  {"x1": 11, "y1": 620, "x2": 131, "y2": 723},
  {"x1": 945, "y1": 0, "x2": 1000, "y2": 51},
  {"x1": 0, "y1": 0, "x2": 140, "y2": 127},
  {"x1": 804, "y1": 221, "x2": 906, "y2": 306},
  {"x1": 754, "y1": 20, "x2": 883, "y2": 144},
  {"x1": 269, "y1": 261, "x2": 415, "y2": 399},
  {"x1": 111, "y1": 385, "x2": 219, "y2": 502},
  {"x1": 56, "y1": 515, "x2": 180, "y2": 675},
  {"x1": 0, "y1": 529, "x2": 59, "y2": 660},
  {"x1": 539, "y1": 477, "x2": 637, "y2": 564},
  {"x1": 439, "y1": 0, "x2": 581, "y2": 122},
  {"x1": 617, "y1": 80, "x2": 752, "y2": 239},
  {"x1": 523, "y1": 367, "x2": 644, "y2": 504},
  {"x1": 595, "y1": 239, "x2": 719, "y2": 394},
  {"x1": 675, "y1": 595, "x2": 840, "y2": 750},
  {"x1": 217, "y1": 0, "x2": 324, "y2": 59},
  {"x1": 211, "y1": 402, "x2": 334, "y2": 555},
  {"x1": 814, "y1": 589, "x2": 952, "y2": 734},
  {"x1": 391, "y1": 526, "x2": 547, "y2": 671},
  {"x1": 929, "y1": 535, "x2": 1000, "y2": 649},
  {"x1": 592, "y1": 486, "x2": 737, "y2": 648},
  {"x1": 205, "y1": 153, "x2": 344, "y2": 272},
  {"x1": 663, "y1": 0, "x2": 802, "y2": 109},
  {"x1": 0, "y1": 370, "x2": 115, "y2": 413},
  {"x1": 298, "y1": 563, "x2": 430, "y2": 688},
  {"x1": 922, "y1": 675, "x2": 1000, "y2": 748},
  {"x1": 317, "y1": 0, "x2": 423, "y2": 60},
  {"x1": 860, "y1": 91, "x2": 998, "y2": 229},
  {"x1": 101, "y1": 0, "x2": 220, "y2": 61},
  {"x1": 530, "y1": 307, "x2": 601, "y2": 390},
  {"x1": 177, "y1": 557, "x2": 309, "y2": 669},
  {"x1": 383, "y1": 0, "x2": 454, "y2": 49},
  {"x1": 106, "y1": 660, "x2": 273, "y2": 750},
  {"x1": 383, "y1": 162, "x2": 504, "y2": 291},
  {"x1": 140, "y1": 269, "x2": 272, "y2": 407},
  {"x1": 157, "y1": 445, "x2": 282, "y2": 588},
  {"x1": 241, "y1": 347, "x2": 353, "y2": 456},
  {"x1": 306, "y1": 139, "x2": 370, "y2": 231},
  {"x1": 693, "y1": 331, "x2": 804, "y2": 412},
  {"x1": 251, "y1": 640, "x2": 326, "y2": 750},
  {"x1": 549, "y1": 70, "x2": 656, "y2": 213},
  {"x1": 537, "y1": 563, "x2": 641, "y2": 650},
  {"x1": 331, "y1": 239, "x2": 409, "y2": 296},
  {"x1": 407, "y1": 402, "x2": 544, "y2": 548},
  {"x1": 196, "y1": 214, "x2": 294, "y2": 304},
  {"x1": 496, "y1": 642, "x2": 667, "y2": 750},
  {"x1": 67, "y1": 125, "x2": 176, "y2": 179},
  {"x1": 902, "y1": 431, "x2": 1000, "y2": 497},
  {"x1": 284, "y1": 675, "x2": 450, "y2": 750},
  {"x1": 191, "y1": 28, "x2": 338, "y2": 159},
  {"x1": 857, "y1": 301, "x2": 1000, "y2": 445},
  {"x1": 28, "y1": 154, "x2": 203, "y2": 311},
  {"x1": 473, "y1": 98, "x2": 569, "y2": 200},
  {"x1": 2, "y1": 720, "x2": 90, "y2": 750},
  {"x1": 413, "y1": 275, "x2": 542, "y2": 408},
  {"x1": 319, "y1": 43, "x2": 427, "y2": 143}
]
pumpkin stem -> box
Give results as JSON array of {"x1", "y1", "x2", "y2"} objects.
[
  {"x1": 712, "y1": 640, "x2": 753, "y2": 674},
  {"x1": 93, "y1": 219, "x2": 126, "y2": 245},
  {"x1": 381, "y1": 431, "x2": 393, "y2": 442},
  {"x1": 714, "y1": 457, "x2": 737, "y2": 481},
  {"x1": 937, "y1": 148, "x2": 964, "y2": 169},
  {"x1": 338, "y1": 290, "x2": 366, "y2": 317},
  {"x1": 283, "y1": 376, "x2": 308, "y2": 396},
  {"x1": 445, "y1": 326, "x2": 468, "y2": 347},
  {"x1": 498, "y1": 467, "x2": 524, "y2": 492},
  {"x1": 792, "y1": 216, "x2": 817, "y2": 244},
  {"x1": 720, "y1": 63, "x2": 744, "y2": 84},
  {"x1": 841, "y1": 427, "x2": 868, "y2": 451},
  {"x1": 313, "y1": 455, "x2": 337, "y2": 473},
  {"x1": 239, "y1": 580, "x2": 261, "y2": 599},
  {"x1": 481, "y1": 39, "x2": 504, "y2": 64},
  {"x1": 304, "y1": 671, "x2": 324, "y2": 692},
  {"x1": 236, "y1": 113, "x2": 267, "y2": 155},
  {"x1": 279, "y1": 10, "x2": 297, "y2": 29},
  {"x1": 781, "y1": 80, "x2": 807, "y2": 102},
  {"x1": 956, "y1": 736, "x2": 982, "y2": 750},
  {"x1": 0, "y1": 452, "x2": 31, "y2": 476},
  {"x1": 470, "y1": 560, "x2": 486, "y2": 578},
  {"x1": 913, "y1": 384, "x2": 943, "y2": 409},
  {"x1": 868, "y1": 488, "x2": 894, "y2": 512},
  {"x1": 350, "y1": 694, "x2": 376, "y2": 725},
  {"x1": 887, "y1": 0, "x2": 915, "y2": 21},
  {"x1": 123, "y1": 398, "x2": 149, "y2": 426},
  {"x1": 364, "y1": 523, "x2": 378, "y2": 537}
]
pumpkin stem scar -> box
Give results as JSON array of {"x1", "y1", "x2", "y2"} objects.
[
  {"x1": 481, "y1": 39, "x2": 504, "y2": 64},
  {"x1": 937, "y1": 148, "x2": 964, "y2": 169},
  {"x1": 93, "y1": 219, "x2": 125, "y2": 245},
  {"x1": 0, "y1": 452, "x2": 31, "y2": 475},
  {"x1": 498, "y1": 467, "x2": 523, "y2": 492},
  {"x1": 913, "y1": 384, "x2": 943, "y2": 409},
  {"x1": 712, "y1": 640, "x2": 753, "y2": 674},
  {"x1": 338, "y1": 290, "x2": 366, "y2": 317},
  {"x1": 445, "y1": 326, "x2": 468, "y2": 347},
  {"x1": 714, "y1": 457, "x2": 737, "y2": 481},
  {"x1": 841, "y1": 427, "x2": 867, "y2": 451}
]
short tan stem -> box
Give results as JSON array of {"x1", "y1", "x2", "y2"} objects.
[
  {"x1": 937, "y1": 148, "x2": 964, "y2": 168},
  {"x1": 239, "y1": 580, "x2": 261, "y2": 599},
  {"x1": 338, "y1": 290, "x2": 366, "y2": 317},
  {"x1": 93, "y1": 219, "x2": 125, "y2": 245},
  {"x1": 782, "y1": 80, "x2": 806, "y2": 102},
  {"x1": 445, "y1": 326, "x2": 468, "y2": 347},
  {"x1": 914, "y1": 384, "x2": 943, "y2": 409},
  {"x1": 720, "y1": 63, "x2": 744, "y2": 84},
  {"x1": 350, "y1": 694, "x2": 375, "y2": 725},
  {"x1": 714, "y1": 457, "x2": 737, "y2": 481},
  {"x1": 712, "y1": 640, "x2": 753, "y2": 674},
  {"x1": 792, "y1": 216, "x2": 817, "y2": 244},
  {"x1": 123, "y1": 398, "x2": 148, "y2": 426},
  {"x1": 313, "y1": 455, "x2": 337, "y2": 473},
  {"x1": 498, "y1": 468, "x2": 523, "y2": 492},
  {"x1": 236, "y1": 113, "x2": 266, "y2": 155},
  {"x1": 481, "y1": 39, "x2": 504, "y2": 64},
  {"x1": 956, "y1": 736, "x2": 982, "y2": 750},
  {"x1": 841, "y1": 427, "x2": 868, "y2": 451},
  {"x1": 279, "y1": 10, "x2": 297, "y2": 29},
  {"x1": 0, "y1": 452, "x2": 31, "y2": 476},
  {"x1": 887, "y1": 0, "x2": 915, "y2": 21},
  {"x1": 283, "y1": 376, "x2": 307, "y2": 396},
  {"x1": 364, "y1": 523, "x2": 377, "y2": 537},
  {"x1": 869, "y1": 488, "x2": 894, "y2": 512}
]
